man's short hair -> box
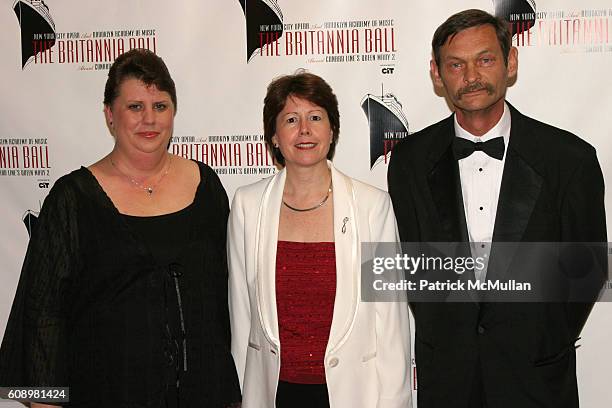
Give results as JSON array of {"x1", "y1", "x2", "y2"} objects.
[{"x1": 432, "y1": 9, "x2": 512, "y2": 67}]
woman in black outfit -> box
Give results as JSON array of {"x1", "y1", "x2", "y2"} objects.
[{"x1": 0, "y1": 49, "x2": 241, "y2": 408}]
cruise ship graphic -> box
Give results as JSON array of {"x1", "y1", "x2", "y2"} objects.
[
  {"x1": 493, "y1": 0, "x2": 536, "y2": 35},
  {"x1": 13, "y1": 0, "x2": 56, "y2": 68},
  {"x1": 238, "y1": 0, "x2": 283, "y2": 62},
  {"x1": 361, "y1": 88, "x2": 409, "y2": 169}
]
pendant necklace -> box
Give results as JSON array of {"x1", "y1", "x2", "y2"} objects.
[
  {"x1": 110, "y1": 155, "x2": 172, "y2": 196},
  {"x1": 282, "y1": 179, "x2": 333, "y2": 212}
]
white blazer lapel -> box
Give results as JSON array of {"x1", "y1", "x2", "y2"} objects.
[
  {"x1": 255, "y1": 168, "x2": 285, "y2": 346},
  {"x1": 327, "y1": 164, "x2": 360, "y2": 353}
]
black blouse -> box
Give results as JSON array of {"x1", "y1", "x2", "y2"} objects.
[{"x1": 0, "y1": 161, "x2": 241, "y2": 407}]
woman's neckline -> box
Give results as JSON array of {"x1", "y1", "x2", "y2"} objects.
[
  {"x1": 120, "y1": 201, "x2": 195, "y2": 219},
  {"x1": 277, "y1": 240, "x2": 334, "y2": 244},
  {"x1": 80, "y1": 160, "x2": 203, "y2": 217}
]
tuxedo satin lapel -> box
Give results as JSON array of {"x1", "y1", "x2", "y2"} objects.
[
  {"x1": 489, "y1": 107, "x2": 543, "y2": 282},
  {"x1": 426, "y1": 117, "x2": 475, "y2": 304},
  {"x1": 327, "y1": 165, "x2": 360, "y2": 352},
  {"x1": 492, "y1": 149, "x2": 542, "y2": 243},
  {"x1": 427, "y1": 143, "x2": 476, "y2": 303},
  {"x1": 255, "y1": 169, "x2": 285, "y2": 345},
  {"x1": 427, "y1": 117, "x2": 470, "y2": 244}
]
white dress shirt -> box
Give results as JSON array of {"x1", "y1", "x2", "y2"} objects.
[{"x1": 454, "y1": 103, "x2": 511, "y2": 280}]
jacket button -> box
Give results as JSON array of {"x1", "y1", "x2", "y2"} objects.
[
  {"x1": 478, "y1": 325, "x2": 486, "y2": 334},
  {"x1": 328, "y1": 357, "x2": 339, "y2": 367}
]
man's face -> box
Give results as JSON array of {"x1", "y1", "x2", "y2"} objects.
[{"x1": 431, "y1": 24, "x2": 517, "y2": 116}]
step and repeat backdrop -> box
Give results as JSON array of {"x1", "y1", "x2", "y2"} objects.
[{"x1": 1, "y1": 0, "x2": 611, "y2": 405}]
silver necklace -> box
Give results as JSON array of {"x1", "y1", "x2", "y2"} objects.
[
  {"x1": 110, "y1": 155, "x2": 172, "y2": 196},
  {"x1": 282, "y1": 180, "x2": 332, "y2": 212}
]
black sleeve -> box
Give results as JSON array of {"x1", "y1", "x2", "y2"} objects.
[
  {"x1": 197, "y1": 161, "x2": 233, "y2": 342},
  {"x1": 0, "y1": 177, "x2": 80, "y2": 387},
  {"x1": 560, "y1": 146, "x2": 607, "y2": 336},
  {"x1": 560, "y1": 146, "x2": 607, "y2": 242},
  {"x1": 199, "y1": 161, "x2": 230, "y2": 222},
  {"x1": 197, "y1": 162, "x2": 242, "y2": 404},
  {"x1": 388, "y1": 145, "x2": 420, "y2": 242}
]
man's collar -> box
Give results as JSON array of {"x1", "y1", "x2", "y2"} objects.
[{"x1": 454, "y1": 102, "x2": 511, "y2": 152}]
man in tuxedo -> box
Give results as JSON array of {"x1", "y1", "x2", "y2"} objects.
[{"x1": 388, "y1": 9, "x2": 606, "y2": 408}]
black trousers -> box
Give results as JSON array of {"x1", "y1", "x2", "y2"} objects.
[{"x1": 275, "y1": 380, "x2": 330, "y2": 408}]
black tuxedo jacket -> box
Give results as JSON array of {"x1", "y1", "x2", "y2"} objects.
[{"x1": 388, "y1": 103, "x2": 606, "y2": 408}]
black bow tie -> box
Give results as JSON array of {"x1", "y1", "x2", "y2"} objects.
[{"x1": 452, "y1": 136, "x2": 505, "y2": 160}]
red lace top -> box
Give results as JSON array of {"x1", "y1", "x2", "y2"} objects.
[{"x1": 275, "y1": 241, "x2": 337, "y2": 384}]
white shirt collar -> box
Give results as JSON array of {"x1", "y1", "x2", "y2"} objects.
[{"x1": 454, "y1": 102, "x2": 511, "y2": 151}]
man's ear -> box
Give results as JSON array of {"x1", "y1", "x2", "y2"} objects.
[
  {"x1": 430, "y1": 59, "x2": 444, "y2": 88},
  {"x1": 507, "y1": 46, "x2": 518, "y2": 79}
]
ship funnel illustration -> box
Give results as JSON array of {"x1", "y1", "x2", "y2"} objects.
[
  {"x1": 238, "y1": 0, "x2": 283, "y2": 62},
  {"x1": 13, "y1": 0, "x2": 56, "y2": 69},
  {"x1": 493, "y1": 0, "x2": 536, "y2": 35},
  {"x1": 22, "y1": 209, "x2": 40, "y2": 238}
]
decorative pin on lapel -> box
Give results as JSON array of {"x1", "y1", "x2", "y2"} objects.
[{"x1": 342, "y1": 217, "x2": 349, "y2": 234}]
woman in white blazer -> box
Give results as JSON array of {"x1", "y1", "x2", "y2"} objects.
[{"x1": 228, "y1": 72, "x2": 411, "y2": 408}]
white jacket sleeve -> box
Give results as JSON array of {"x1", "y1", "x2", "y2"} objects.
[
  {"x1": 373, "y1": 193, "x2": 413, "y2": 408},
  {"x1": 227, "y1": 189, "x2": 251, "y2": 391}
]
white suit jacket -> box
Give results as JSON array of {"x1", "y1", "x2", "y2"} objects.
[{"x1": 228, "y1": 163, "x2": 412, "y2": 408}]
